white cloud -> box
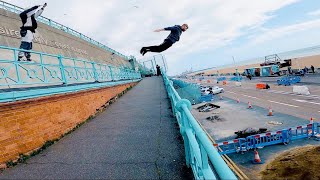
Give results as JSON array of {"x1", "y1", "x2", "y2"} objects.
[
  {"x1": 4, "y1": 0, "x2": 301, "y2": 75},
  {"x1": 308, "y1": 9, "x2": 320, "y2": 16},
  {"x1": 250, "y1": 19, "x2": 320, "y2": 45}
]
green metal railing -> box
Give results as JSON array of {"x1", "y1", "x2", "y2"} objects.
[
  {"x1": 162, "y1": 71, "x2": 237, "y2": 179},
  {"x1": 0, "y1": 45, "x2": 140, "y2": 87}
]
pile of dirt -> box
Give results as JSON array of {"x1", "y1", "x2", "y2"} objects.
[{"x1": 261, "y1": 146, "x2": 320, "y2": 180}]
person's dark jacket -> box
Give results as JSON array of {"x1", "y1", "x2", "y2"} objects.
[{"x1": 164, "y1": 25, "x2": 183, "y2": 44}]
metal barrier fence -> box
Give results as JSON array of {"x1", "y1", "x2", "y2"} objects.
[
  {"x1": 0, "y1": 0, "x2": 129, "y2": 60},
  {"x1": 215, "y1": 123, "x2": 319, "y2": 155},
  {"x1": 0, "y1": 45, "x2": 141, "y2": 88},
  {"x1": 162, "y1": 71, "x2": 237, "y2": 180},
  {"x1": 277, "y1": 75, "x2": 301, "y2": 86},
  {"x1": 172, "y1": 79, "x2": 201, "y2": 104}
]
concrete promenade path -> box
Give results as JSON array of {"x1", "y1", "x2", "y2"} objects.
[{"x1": 0, "y1": 77, "x2": 192, "y2": 179}]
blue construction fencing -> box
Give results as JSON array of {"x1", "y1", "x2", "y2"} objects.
[
  {"x1": 215, "y1": 123, "x2": 319, "y2": 155},
  {"x1": 217, "y1": 77, "x2": 227, "y2": 82},
  {"x1": 172, "y1": 79, "x2": 202, "y2": 104},
  {"x1": 277, "y1": 76, "x2": 301, "y2": 86},
  {"x1": 199, "y1": 94, "x2": 213, "y2": 102},
  {"x1": 163, "y1": 72, "x2": 237, "y2": 180},
  {"x1": 229, "y1": 76, "x2": 242, "y2": 81}
]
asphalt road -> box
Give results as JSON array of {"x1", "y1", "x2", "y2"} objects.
[{"x1": 222, "y1": 84, "x2": 319, "y2": 120}]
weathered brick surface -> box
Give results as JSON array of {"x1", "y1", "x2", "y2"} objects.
[{"x1": 0, "y1": 82, "x2": 138, "y2": 165}]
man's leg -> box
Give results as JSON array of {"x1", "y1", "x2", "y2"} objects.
[
  {"x1": 141, "y1": 41, "x2": 172, "y2": 55},
  {"x1": 18, "y1": 41, "x2": 26, "y2": 61},
  {"x1": 25, "y1": 42, "x2": 32, "y2": 61}
]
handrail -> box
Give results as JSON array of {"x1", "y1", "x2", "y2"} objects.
[
  {"x1": 0, "y1": 45, "x2": 141, "y2": 88},
  {"x1": 0, "y1": 0, "x2": 129, "y2": 60},
  {"x1": 162, "y1": 70, "x2": 237, "y2": 180}
]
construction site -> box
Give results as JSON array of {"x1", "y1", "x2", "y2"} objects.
[
  {"x1": 1, "y1": 1, "x2": 320, "y2": 179},
  {"x1": 173, "y1": 55, "x2": 320, "y2": 178}
]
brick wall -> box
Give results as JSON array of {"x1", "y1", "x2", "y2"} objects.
[{"x1": 0, "y1": 82, "x2": 138, "y2": 165}]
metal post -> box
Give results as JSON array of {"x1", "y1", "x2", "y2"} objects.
[
  {"x1": 233, "y1": 56, "x2": 240, "y2": 82},
  {"x1": 58, "y1": 55, "x2": 67, "y2": 84},
  {"x1": 13, "y1": 49, "x2": 22, "y2": 83},
  {"x1": 72, "y1": 58, "x2": 79, "y2": 81},
  {"x1": 40, "y1": 53, "x2": 47, "y2": 83},
  {"x1": 92, "y1": 62, "x2": 98, "y2": 82},
  {"x1": 109, "y1": 65, "x2": 114, "y2": 81}
]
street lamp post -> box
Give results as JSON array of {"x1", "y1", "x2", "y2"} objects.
[{"x1": 233, "y1": 56, "x2": 240, "y2": 82}]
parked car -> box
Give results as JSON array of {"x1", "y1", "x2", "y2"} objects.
[
  {"x1": 211, "y1": 86, "x2": 224, "y2": 94},
  {"x1": 200, "y1": 86, "x2": 224, "y2": 95}
]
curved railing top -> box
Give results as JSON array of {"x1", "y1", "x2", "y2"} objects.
[
  {"x1": 162, "y1": 71, "x2": 237, "y2": 180},
  {"x1": 0, "y1": 0, "x2": 130, "y2": 60}
]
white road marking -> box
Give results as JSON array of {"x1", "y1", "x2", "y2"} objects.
[
  {"x1": 226, "y1": 91, "x2": 259, "y2": 99},
  {"x1": 268, "y1": 100, "x2": 299, "y2": 108},
  {"x1": 282, "y1": 92, "x2": 291, "y2": 94},
  {"x1": 226, "y1": 91, "x2": 237, "y2": 94},
  {"x1": 242, "y1": 94, "x2": 259, "y2": 99},
  {"x1": 293, "y1": 99, "x2": 320, "y2": 105}
]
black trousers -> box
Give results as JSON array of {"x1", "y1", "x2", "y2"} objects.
[{"x1": 145, "y1": 40, "x2": 173, "y2": 53}]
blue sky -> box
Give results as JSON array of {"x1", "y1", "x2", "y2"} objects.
[{"x1": 5, "y1": 0, "x2": 320, "y2": 75}]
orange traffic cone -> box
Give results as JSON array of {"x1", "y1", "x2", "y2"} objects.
[
  {"x1": 268, "y1": 107, "x2": 273, "y2": 116},
  {"x1": 236, "y1": 98, "x2": 240, "y2": 103},
  {"x1": 248, "y1": 102, "x2": 253, "y2": 109},
  {"x1": 252, "y1": 150, "x2": 263, "y2": 164},
  {"x1": 310, "y1": 117, "x2": 314, "y2": 124}
]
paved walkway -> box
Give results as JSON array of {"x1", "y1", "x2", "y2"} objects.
[{"x1": 0, "y1": 77, "x2": 192, "y2": 179}]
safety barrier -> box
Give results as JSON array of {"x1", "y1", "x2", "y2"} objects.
[
  {"x1": 217, "y1": 77, "x2": 226, "y2": 82},
  {"x1": 277, "y1": 76, "x2": 301, "y2": 86},
  {"x1": 163, "y1": 71, "x2": 237, "y2": 180},
  {"x1": 293, "y1": 85, "x2": 310, "y2": 95},
  {"x1": 256, "y1": 83, "x2": 267, "y2": 89},
  {"x1": 229, "y1": 76, "x2": 242, "y2": 81},
  {"x1": 199, "y1": 94, "x2": 213, "y2": 102},
  {"x1": 215, "y1": 123, "x2": 319, "y2": 155},
  {"x1": 0, "y1": 45, "x2": 141, "y2": 88},
  {"x1": 222, "y1": 81, "x2": 227, "y2": 85},
  {"x1": 0, "y1": 0, "x2": 129, "y2": 60},
  {"x1": 172, "y1": 79, "x2": 201, "y2": 104},
  {"x1": 0, "y1": 45, "x2": 141, "y2": 102}
]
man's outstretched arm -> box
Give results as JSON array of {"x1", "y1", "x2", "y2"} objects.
[
  {"x1": 154, "y1": 28, "x2": 165, "y2": 32},
  {"x1": 154, "y1": 26, "x2": 174, "y2": 32},
  {"x1": 34, "y1": 3, "x2": 47, "y2": 18}
]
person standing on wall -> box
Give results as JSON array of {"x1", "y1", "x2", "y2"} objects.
[
  {"x1": 140, "y1": 24, "x2": 188, "y2": 56},
  {"x1": 311, "y1": 65, "x2": 315, "y2": 73},
  {"x1": 156, "y1": 64, "x2": 161, "y2": 76},
  {"x1": 18, "y1": 3, "x2": 47, "y2": 61}
]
